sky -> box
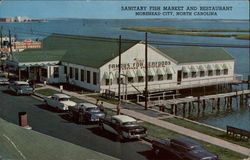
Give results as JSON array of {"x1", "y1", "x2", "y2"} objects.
[{"x1": 0, "y1": 0, "x2": 249, "y2": 20}]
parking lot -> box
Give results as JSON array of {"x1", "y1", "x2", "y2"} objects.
[{"x1": 0, "y1": 86, "x2": 162, "y2": 160}]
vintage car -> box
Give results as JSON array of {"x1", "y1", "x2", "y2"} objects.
[
  {"x1": 0, "y1": 73, "x2": 9, "y2": 85},
  {"x1": 9, "y1": 81, "x2": 33, "y2": 95},
  {"x1": 99, "y1": 115, "x2": 147, "y2": 140},
  {"x1": 44, "y1": 93, "x2": 76, "y2": 110},
  {"x1": 152, "y1": 137, "x2": 219, "y2": 160},
  {"x1": 68, "y1": 103, "x2": 105, "y2": 123}
]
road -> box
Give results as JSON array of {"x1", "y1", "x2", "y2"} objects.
[{"x1": 0, "y1": 86, "x2": 163, "y2": 160}]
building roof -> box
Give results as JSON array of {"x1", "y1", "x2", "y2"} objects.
[
  {"x1": 13, "y1": 49, "x2": 67, "y2": 63},
  {"x1": 0, "y1": 118, "x2": 119, "y2": 160},
  {"x1": 43, "y1": 33, "x2": 139, "y2": 68},
  {"x1": 157, "y1": 47, "x2": 234, "y2": 64}
]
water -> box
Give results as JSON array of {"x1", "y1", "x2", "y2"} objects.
[{"x1": 1, "y1": 19, "x2": 249, "y2": 131}]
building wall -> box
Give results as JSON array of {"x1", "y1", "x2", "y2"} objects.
[
  {"x1": 61, "y1": 62, "x2": 100, "y2": 92},
  {"x1": 99, "y1": 43, "x2": 178, "y2": 94}
]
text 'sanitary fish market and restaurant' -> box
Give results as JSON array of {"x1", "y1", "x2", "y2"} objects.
[{"x1": 6, "y1": 33, "x2": 239, "y2": 96}]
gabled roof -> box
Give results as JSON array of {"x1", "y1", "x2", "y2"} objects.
[
  {"x1": 157, "y1": 47, "x2": 234, "y2": 64},
  {"x1": 13, "y1": 33, "x2": 139, "y2": 68},
  {"x1": 13, "y1": 49, "x2": 67, "y2": 63},
  {"x1": 43, "y1": 33, "x2": 139, "y2": 68}
]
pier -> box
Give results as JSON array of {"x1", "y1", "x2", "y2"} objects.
[{"x1": 138, "y1": 89, "x2": 250, "y2": 117}]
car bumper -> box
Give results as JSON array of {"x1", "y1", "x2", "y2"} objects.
[
  {"x1": 17, "y1": 90, "x2": 33, "y2": 95},
  {"x1": 0, "y1": 81, "x2": 9, "y2": 85},
  {"x1": 127, "y1": 133, "x2": 147, "y2": 139}
]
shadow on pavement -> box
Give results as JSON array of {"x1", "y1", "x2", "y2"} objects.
[
  {"x1": 36, "y1": 104, "x2": 67, "y2": 113},
  {"x1": 2, "y1": 90, "x2": 18, "y2": 96}
]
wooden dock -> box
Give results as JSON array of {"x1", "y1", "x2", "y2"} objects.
[{"x1": 138, "y1": 90, "x2": 250, "y2": 117}]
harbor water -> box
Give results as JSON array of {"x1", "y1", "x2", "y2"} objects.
[{"x1": 1, "y1": 19, "x2": 249, "y2": 131}]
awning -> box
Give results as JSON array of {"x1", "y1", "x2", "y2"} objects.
[
  {"x1": 215, "y1": 64, "x2": 222, "y2": 70},
  {"x1": 222, "y1": 64, "x2": 229, "y2": 69},
  {"x1": 189, "y1": 66, "x2": 197, "y2": 72},
  {"x1": 137, "y1": 69, "x2": 145, "y2": 77},
  {"x1": 126, "y1": 70, "x2": 136, "y2": 77},
  {"x1": 198, "y1": 65, "x2": 205, "y2": 71},
  {"x1": 166, "y1": 67, "x2": 173, "y2": 74},
  {"x1": 103, "y1": 72, "x2": 109, "y2": 79},
  {"x1": 182, "y1": 66, "x2": 190, "y2": 73},
  {"x1": 147, "y1": 68, "x2": 155, "y2": 76},
  {"x1": 206, "y1": 64, "x2": 214, "y2": 70},
  {"x1": 156, "y1": 68, "x2": 165, "y2": 75},
  {"x1": 115, "y1": 71, "x2": 125, "y2": 78}
]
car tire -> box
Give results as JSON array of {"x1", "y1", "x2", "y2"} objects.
[
  {"x1": 99, "y1": 123, "x2": 104, "y2": 130},
  {"x1": 118, "y1": 134, "x2": 124, "y2": 142},
  {"x1": 153, "y1": 146, "x2": 160, "y2": 156}
]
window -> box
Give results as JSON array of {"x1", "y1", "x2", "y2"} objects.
[
  {"x1": 138, "y1": 76, "x2": 144, "y2": 83},
  {"x1": 183, "y1": 73, "x2": 188, "y2": 79},
  {"x1": 93, "y1": 72, "x2": 97, "y2": 85},
  {"x1": 148, "y1": 76, "x2": 154, "y2": 82},
  {"x1": 216, "y1": 69, "x2": 220, "y2": 76},
  {"x1": 41, "y1": 68, "x2": 47, "y2": 77},
  {"x1": 167, "y1": 74, "x2": 172, "y2": 80},
  {"x1": 158, "y1": 75, "x2": 163, "y2": 81},
  {"x1": 191, "y1": 72, "x2": 196, "y2": 78},
  {"x1": 105, "y1": 79, "x2": 110, "y2": 85},
  {"x1": 128, "y1": 77, "x2": 134, "y2": 83},
  {"x1": 208, "y1": 70, "x2": 213, "y2": 76},
  {"x1": 224, "y1": 69, "x2": 228, "y2": 75},
  {"x1": 69, "y1": 67, "x2": 73, "y2": 79},
  {"x1": 116, "y1": 78, "x2": 124, "y2": 84},
  {"x1": 81, "y1": 69, "x2": 85, "y2": 82},
  {"x1": 64, "y1": 66, "x2": 67, "y2": 74},
  {"x1": 200, "y1": 71, "x2": 205, "y2": 77},
  {"x1": 87, "y1": 71, "x2": 90, "y2": 83},
  {"x1": 53, "y1": 67, "x2": 59, "y2": 78},
  {"x1": 75, "y1": 68, "x2": 79, "y2": 80}
]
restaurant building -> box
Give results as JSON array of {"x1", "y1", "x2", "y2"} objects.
[{"x1": 7, "y1": 33, "x2": 237, "y2": 94}]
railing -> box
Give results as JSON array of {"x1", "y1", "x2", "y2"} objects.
[{"x1": 227, "y1": 125, "x2": 250, "y2": 140}]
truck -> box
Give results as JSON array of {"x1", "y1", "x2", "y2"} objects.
[{"x1": 152, "y1": 137, "x2": 219, "y2": 160}]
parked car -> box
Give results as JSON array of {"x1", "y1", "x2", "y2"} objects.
[
  {"x1": 152, "y1": 137, "x2": 219, "y2": 160},
  {"x1": 0, "y1": 73, "x2": 9, "y2": 85},
  {"x1": 99, "y1": 115, "x2": 147, "y2": 140},
  {"x1": 68, "y1": 103, "x2": 105, "y2": 123},
  {"x1": 9, "y1": 81, "x2": 33, "y2": 95},
  {"x1": 44, "y1": 93, "x2": 76, "y2": 110}
]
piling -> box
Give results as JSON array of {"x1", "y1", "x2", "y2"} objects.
[
  {"x1": 183, "y1": 103, "x2": 186, "y2": 117},
  {"x1": 217, "y1": 98, "x2": 220, "y2": 111}
]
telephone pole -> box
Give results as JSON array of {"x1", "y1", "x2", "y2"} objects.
[
  {"x1": 145, "y1": 32, "x2": 148, "y2": 110},
  {"x1": 118, "y1": 35, "x2": 122, "y2": 107},
  {"x1": 8, "y1": 29, "x2": 13, "y2": 57}
]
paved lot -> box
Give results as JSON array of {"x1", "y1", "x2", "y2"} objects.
[{"x1": 0, "y1": 86, "x2": 156, "y2": 160}]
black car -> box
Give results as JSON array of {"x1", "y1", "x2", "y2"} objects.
[
  {"x1": 99, "y1": 115, "x2": 147, "y2": 141},
  {"x1": 152, "y1": 137, "x2": 219, "y2": 160}
]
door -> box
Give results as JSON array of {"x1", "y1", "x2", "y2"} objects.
[{"x1": 177, "y1": 70, "x2": 182, "y2": 85}]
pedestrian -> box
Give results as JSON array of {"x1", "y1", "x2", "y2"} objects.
[
  {"x1": 96, "y1": 99, "x2": 101, "y2": 106},
  {"x1": 98, "y1": 102, "x2": 105, "y2": 112},
  {"x1": 116, "y1": 105, "x2": 122, "y2": 115}
]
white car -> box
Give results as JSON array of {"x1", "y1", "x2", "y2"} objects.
[
  {"x1": 0, "y1": 73, "x2": 9, "y2": 85},
  {"x1": 44, "y1": 94, "x2": 76, "y2": 110}
]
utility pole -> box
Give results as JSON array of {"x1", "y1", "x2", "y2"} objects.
[
  {"x1": 145, "y1": 32, "x2": 148, "y2": 110},
  {"x1": 8, "y1": 29, "x2": 13, "y2": 57},
  {"x1": 0, "y1": 26, "x2": 3, "y2": 55},
  {"x1": 117, "y1": 35, "x2": 122, "y2": 114}
]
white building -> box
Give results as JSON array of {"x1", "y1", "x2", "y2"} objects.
[{"x1": 8, "y1": 33, "x2": 237, "y2": 94}]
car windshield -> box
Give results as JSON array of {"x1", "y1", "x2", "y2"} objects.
[
  {"x1": 59, "y1": 98, "x2": 70, "y2": 101},
  {"x1": 19, "y1": 85, "x2": 30, "y2": 88},
  {"x1": 122, "y1": 121, "x2": 138, "y2": 127},
  {"x1": 188, "y1": 145, "x2": 203, "y2": 152}
]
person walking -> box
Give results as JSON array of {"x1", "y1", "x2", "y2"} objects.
[
  {"x1": 98, "y1": 102, "x2": 105, "y2": 112},
  {"x1": 96, "y1": 99, "x2": 101, "y2": 106},
  {"x1": 116, "y1": 105, "x2": 121, "y2": 115}
]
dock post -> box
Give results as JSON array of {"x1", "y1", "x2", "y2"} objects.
[
  {"x1": 248, "y1": 75, "x2": 250, "y2": 89},
  {"x1": 240, "y1": 95, "x2": 243, "y2": 107},
  {"x1": 202, "y1": 100, "x2": 206, "y2": 112},
  {"x1": 197, "y1": 100, "x2": 200, "y2": 114},
  {"x1": 188, "y1": 102, "x2": 191, "y2": 114},
  {"x1": 229, "y1": 96, "x2": 233, "y2": 108},
  {"x1": 183, "y1": 103, "x2": 186, "y2": 117},
  {"x1": 217, "y1": 98, "x2": 220, "y2": 111},
  {"x1": 174, "y1": 104, "x2": 177, "y2": 115},
  {"x1": 171, "y1": 104, "x2": 174, "y2": 114}
]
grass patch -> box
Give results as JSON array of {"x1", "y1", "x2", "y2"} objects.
[
  {"x1": 140, "y1": 122, "x2": 247, "y2": 160},
  {"x1": 163, "y1": 118, "x2": 250, "y2": 149},
  {"x1": 88, "y1": 94, "x2": 118, "y2": 105},
  {"x1": 35, "y1": 88, "x2": 84, "y2": 103},
  {"x1": 104, "y1": 108, "x2": 117, "y2": 116},
  {"x1": 122, "y1": 27, "x2": 250, "y2": 40},
  {"x1": 36, "y1": 88, "x2": 60, "y2": 96}
]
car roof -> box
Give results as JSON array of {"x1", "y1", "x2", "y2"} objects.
[
  {"x1": 53, "y1": 94, "x2": 71, "y2": 99},
  {"x1": 112, "y1": 115, "x2": 136, "y2": 123},
  {"x1": 14, "y1": 81, "x2": 29, "y2": 85},
  {"x1": 170, "y1": 138, "x2": 200, "y2": 148},
  {"x1": 77, "y1": 103, "x2": 97, "y2": 108}
]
